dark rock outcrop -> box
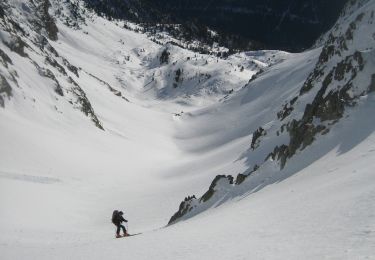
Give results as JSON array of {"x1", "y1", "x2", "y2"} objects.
[
  {"x1": 369, "y1": 74, "x2": 375, "y2": 92},
  {"x1": 3, "y1": 36, "x2": 28, "y2": 57},
  {"x1": 173, "y1": 68, "x2": 182, "y2": 88},
  {"x1": 35, "y1": 62, "x2": 64, "y2": 96},
  {"x1": 62, "y1": 58, "x2": 79, "y2": 78},
  {"x1": 86, "y1": 72, "x2": 129, "y2": 101},
  {"x1": 235, "y1": 165, "x2": 259, "y2": 185},
  {"x1": 39, "y1": 0, "x2": 58, "y2": 41},
  {"x1": 68, "y1": 77, "x2": 104, "y2": 130},
  {"x1": 270, "y1": 6, "x2": 370, "y2": 169},
  {"x1": 250, "y1": 127, "x2": 266, "y2": 150},
  {"x1": 168, "y1": 175, "x2": 233, "y2": 225},
  {"x1": 0, "y1": 5, "x2": 5, "y2": 18},
  {"x1": 168, "y1": 195, "x2": 197, "y2": 225},
  {"x1": 200, "y1": 175, "x2": 233, "y2": 203},
  {"x1": 160, "y1": 48, "x2": 170, "y2": 65},
  {"x1": 265, "y1": 145, "x2": 289, "y2": 169},
  {"x1": 45, "y1": 57, "x2": 67, "y2": 76},
  {"x1": 273, "y1": 50, "x2": 366, "y2": 169},
  {"x1": 277, "y1": 102, "x2": 295, "y2": 121},
  {"x1": 0, "y1": 48, "x2": 12, "y2": 68},
  {"x1": 0, "y1": 74, "x2": 12, "y2": 107}
]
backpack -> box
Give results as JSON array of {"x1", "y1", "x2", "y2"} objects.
[{"x1": 112, "y1": 210, "x2": 119, "y2": 224}]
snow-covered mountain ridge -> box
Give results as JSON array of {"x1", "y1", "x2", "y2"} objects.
[
  {"x1": 0, "y1": 0, "x2": 374, "y2": 259},
  {"x1": 168, "y1": 0, "x2": 375, "y2": 225}
]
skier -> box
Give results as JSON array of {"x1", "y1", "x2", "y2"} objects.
[{"x1": 112, "y1": 210, "x2": 128, "y2": 238}]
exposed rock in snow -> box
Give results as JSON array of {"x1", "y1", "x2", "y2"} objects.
[{"x1": 168, "y1": 0, "x2": 375, "y2": 224}]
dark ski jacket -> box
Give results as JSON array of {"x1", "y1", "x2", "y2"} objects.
[{"x1": 113, "y1": 213, "x2": 128, "y2": 226}]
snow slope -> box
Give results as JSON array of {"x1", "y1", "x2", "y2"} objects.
[
  {"x1": 4, "y1": 126, "x2": 375, "y2": 259},
  {"x1": 0, "y1": 0, "x2": 374, "y2": 259},
  {"x1": 0, "y1": 0, "x2": 276, "y2": 244}
]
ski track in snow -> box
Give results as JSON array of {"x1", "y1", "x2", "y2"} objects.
[{"x1": 0, "y1": 171, "x2": 61, "y2": 184}]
